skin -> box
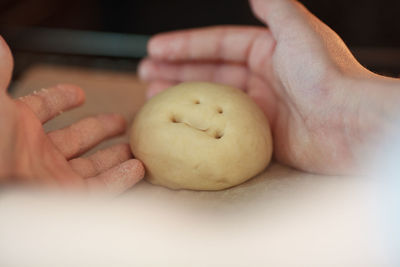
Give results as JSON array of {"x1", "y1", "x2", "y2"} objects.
[
  {"x1": 139, "y1": 0, "x2": 400, "y2": 174},
  {"x1": 0, "y1": 37, "x2": 144, "y2": 194}
]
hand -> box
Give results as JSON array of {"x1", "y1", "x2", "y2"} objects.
[
  {"x1": 138, "y1": 0, "x2": 400, "y2": 174},
  {"x1": 0, "y1": 38, "x2": 144, "y2": 194}
]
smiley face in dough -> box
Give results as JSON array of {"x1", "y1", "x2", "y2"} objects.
[{"x1": 130, "y1": 82, "x2": 273, "y2": 190}]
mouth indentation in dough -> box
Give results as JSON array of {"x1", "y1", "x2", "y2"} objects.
[
  {"x1": 194, "y1": 100, "x2": 201, "y2": 105},
  {"x1": 182, "y1": 121, "x2": 209, "y2": 133},
  {"x1": 170, "y1": 114, "x2": 223, "y2": 139},
  {"x1": 217, "y1": 107, "x2": 223, "y2": 114}
]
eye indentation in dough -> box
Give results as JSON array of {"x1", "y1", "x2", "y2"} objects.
[
  {"x1": 194, "y1": 100, "x2": 201, "y2": 104},
  {"x1": 217, "y1": 107, "x2": 223, "y2": 114},
  {"x1": 171, "y1": 116, "x2": 181, "y2": 123},
  {"x1": 214, "y1": 130, "x2": 224, "y2": 139}
]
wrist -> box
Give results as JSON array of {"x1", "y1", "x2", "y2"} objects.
[{"x1": 345, "y1": 73, "x2": 400, "y2": 157}]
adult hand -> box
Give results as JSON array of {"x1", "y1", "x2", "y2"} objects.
[
  {"x1": 138, "y1": 0, "x2": 400, "y2": 174},
  {"x1": 0, "y1": 38, "x2": 144, "y2": 194}
]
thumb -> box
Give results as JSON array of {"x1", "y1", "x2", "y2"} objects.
[
  {"x1": 250, "y1": 0, "x2": 362, "y2": 73},
  {"x1": 249, "y1": 0, "x2": 321, "y2": 41},
  {"x1": 0, "y1": 36, "x2": 14, "y2": 94}
]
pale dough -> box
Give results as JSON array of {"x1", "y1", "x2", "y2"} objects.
[{"x1": 130, "y1": 82, "x2": 273, "y2": 190}]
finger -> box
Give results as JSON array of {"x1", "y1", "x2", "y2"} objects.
[
  {"x1": 139, "y1": 59, "x2": 250, "y2": 90},
  {"x1": 147, "y1": 26, "x2": 273, "y2": 63},
  {"x1": 48, "y1": 114, "x2": 126, "y2": 159},
  {"x1": 86, "y1": 159, "x2": 145, "y2": 195},
  {"x1": 249, "y1": 0, "x2": 319, "y2": 41},
  {"x1": 146, "y1": 80, "x2": 177, "y2": 99},
  {"x1": 69, "y1": 143, "x2": 132, "y2": 178},
  {"x1": 0, "y1": 36, "x2": 13, "y2": 93},
  {"x1": 17, "y1": 84, "x2": 86, "y2": 123}
]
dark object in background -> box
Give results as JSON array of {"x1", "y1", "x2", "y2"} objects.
[
  {"x1": 0, "y1": 0, "x2": 399, "y2": 78},
  {"x1": 1, "y1": 0, "x2": 399, "y2": 46}
]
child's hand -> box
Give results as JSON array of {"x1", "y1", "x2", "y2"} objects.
[{"x1": 0, "y1": 38, "x2": 144, "y2": 194}]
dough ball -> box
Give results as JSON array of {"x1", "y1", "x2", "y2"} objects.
[{"x1": 130, "y1": 82, "x2": 273, "y2": 190}]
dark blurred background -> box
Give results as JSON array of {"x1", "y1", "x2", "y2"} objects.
[{"x1": 1, "y1": 0, "x2": 400, "y2": 78}]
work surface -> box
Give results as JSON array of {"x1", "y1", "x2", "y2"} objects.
[{"x1": 0, "y1": 65, "x2": 389, "y2": 266}]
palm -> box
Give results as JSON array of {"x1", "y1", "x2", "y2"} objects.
[
  {"x1": 244, "y1": 26, "x2": 364, "y2": 173},
  {"x1": 1, "y1": 84, "x2": 144, "y2": 193},
  {"x1": 11, "y1": 101, "x2": 80, "y2": 183}
]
